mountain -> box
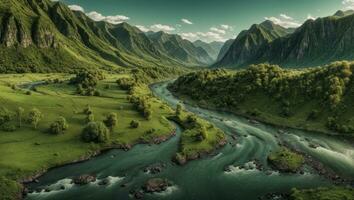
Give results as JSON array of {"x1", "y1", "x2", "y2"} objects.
[
  {"x1": 193, "y1": 40, "x2": 224, "y2": 61},
  {"x1": 333, "y1": 10, "x2": 354, "y2": 17},
  {"x1": 169, "y1": 62, "x2": 354, "y2": 136},
  {"x1": 146, "y1": 31, "x2": 214, "y2": 66},
  {"x1": 216, "y1": 39, "x2": 234, "y2": 61},
  {"x1": 0, "y1": 0, "x2": 186, "y2": 73},
  {"x1": 213, "y1": 20, "x2": 294, "y2": 68},
  {"x1": 214, "y1": 11, "x2": 354, "y2": 68}
]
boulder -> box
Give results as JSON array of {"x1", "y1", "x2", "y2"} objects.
[
  {"x1": 143, "y1": 178, "x2": 172, "y2": 193},
  {"x1": 72, "y1": 175, "x2": 96, "y2": 185}
]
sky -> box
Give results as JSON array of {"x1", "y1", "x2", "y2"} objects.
[{"x1": 58, "y1": 0, "x2": 354, "y2": 42}]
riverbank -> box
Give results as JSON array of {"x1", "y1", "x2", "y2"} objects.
[
  {"x1": 169, "y1": 89, "x2": 354, "y2": 141},
  {"x1": 0, "y1": 74, "x2": 177, "y2": 200}
]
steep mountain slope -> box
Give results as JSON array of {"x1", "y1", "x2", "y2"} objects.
[
  {"x1": 216, "y1": 39, "x2": 234, "y2": 61},
  {"x1": 0, "y1": 0, "x2": 184, "y2": 73},
  {"x1": 259, "y1": 12, "x2": 354, "y2": 67},
  {"x1": 147, "y1": 31, "x2": 214, "y2": 66},
  {"x1": 214, "y1": 20, "x2": 293, "y2": 68},
  {"x1": 214, "y1": 11, "x2": 354, "y2": 68},
  {"x1": 169, "y1": 62, "x2": 354, "y2": 136},
  {"x1": 193, "y1": 40, "x2": 223, "y2": 61}
]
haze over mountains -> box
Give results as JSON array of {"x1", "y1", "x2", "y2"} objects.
[{"x1": 2, "y1": 0, "x2": 354, "y2": 72}]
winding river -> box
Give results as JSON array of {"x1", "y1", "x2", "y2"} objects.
[{"x1": 26, "y1": 81, "x2": 354, "y2": 200}]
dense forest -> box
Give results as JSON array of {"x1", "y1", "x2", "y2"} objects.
[{"x1": 169, "y1": 61, "x2": 354, "y2": 136}]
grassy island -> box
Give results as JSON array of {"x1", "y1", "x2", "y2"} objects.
[
  {"x1": 290, "y1": 187, "x2": 354, "y2": 200},
  {"x1": 267, "y1": 147, "x2": 304, "y2": 173},
  {"x1": 169, "y1": 105, "x2": 226, "y2": 165}
]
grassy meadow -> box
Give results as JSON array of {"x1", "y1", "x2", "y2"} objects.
[{"x1": 0, "y1": 73, "x2": 175, "y2": 182}]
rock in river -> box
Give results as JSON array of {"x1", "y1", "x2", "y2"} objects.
[
  {"x1": 72, "y1": 175, "x2": 96, "y2": 185},
  {"x1": 143, "y1": 178, "x2": 172, "y2": 193}
]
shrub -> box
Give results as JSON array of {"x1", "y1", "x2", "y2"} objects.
[
  {"x1": 83, "y1": 105, "x2": 93, "y2": 115},
  {"x1": 86, "y1": 113, "x2": 95, "y2": 123},
  {"x1": 27, "y1": 108, "x2": 43, "y2": 129},
  {"x1": 145, "y1": 128, "x2": 156, "y2": 135},
  {"x1": 49, "y1": 117, "x2": 69, "y2": 134},
  {"x1": 81, "y1": 122, "x2": 110, "y2": 143},
  {"x1": 130, "y1": 120, "x2": 140, "y2": 128},
  {"x1": 2, "y1": 124, "x2": 16, "y2": 132},
  {"x1": 103, "y1": 113, "x2": 118, "y2": 131}
]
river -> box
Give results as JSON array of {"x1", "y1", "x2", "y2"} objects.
[{"x1": 26, "y1": 81, "x2": 354, "y2": 200}]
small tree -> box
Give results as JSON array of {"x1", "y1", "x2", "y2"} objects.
[
  {"x1": 28, "y1": 108, "x2": 42, "y2": 129},
  {"x1": 86, "y1": 113, "x2": 95, "y2": 123},
  {"x1": 196, "y1": 126, "x2": 208, "y2": 141},
  {"x1": 81, "y1": 122, "x2": 110, "y2": 143},
  {"x1": 144, "y1": 109, "x2": 152, "y2": 120},
  {"x1": 130, "y1": 120, "x2": 140, "y2": 128},
  {"x1": 16, "y1": 107, "x2": 24, "y2": 128},
  {"x1": 103, "y1": 113, "x2": 118, "y2": 131},
  {"x1": 83, "y1": 105, "x2": 93, "y2": 115},
  {"x1": 49, "y1": 117, "x2": 69, "y2": 134},
  {"x1": 176, "y1": 103, "x2": 183, "y2": 116}
]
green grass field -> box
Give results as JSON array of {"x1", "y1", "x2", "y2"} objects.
[
  {"x1": 0, "y1": 74, "x2": 174, "y2": 182},
  {"x1": 290, "y1": 187, "x2": 354, "y2": 200}
]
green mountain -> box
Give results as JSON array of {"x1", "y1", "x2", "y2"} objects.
[
  {"x1": 333, "y1": 10, "x2": 354, "y2": 17},
  {"x1": 216, "y1": 39, "x2": 234, "y2": 61},
  {"x1": 214, "y1": 11, "x2": 354, "y2": 68},
  {"x1": 193, "y1": 40, "x2": 224, "y2": 61},
  {"x1": 169, "y1": 62, "x2": 354, "y2": 136},
  {"x1": 214, "y1": 20, "x2": 293, "y2": 68},
  {"x1": 147, "y1": 31, "x2": 214, "y2": 66},
  {"x1": 0, "y1": 0, "x2": 185, "y2": 73}
]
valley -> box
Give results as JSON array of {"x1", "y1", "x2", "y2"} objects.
[{"x1": 1, "y1": 0, "x2": 354, "y2": 200}]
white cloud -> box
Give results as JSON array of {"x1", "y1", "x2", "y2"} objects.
[
  {"x1": 343, "y1": 0, "x2": 354, "y2": 10},
  {"x1": 307, "y1": 14, "x2": 316, "y2": 20},
  {"x1": 136, "y1": 25, "x2": 150, "y2": 32},
  {"x1": 150, "y1": 24, "x2": 175, "y2": 32},
  {"x1": 279, "y1": 14, "x2": 293, "y2": 20},
  {"x1": 210, "y1": 27, "x2": 226, "y2": 34},
  {"x1": 181, "y1": 31, "x2": 226, "y2": 42},
  {"x1": 181, "y1": 18, "x2": 193, "y2": 25},
  {"x1": 265, "y1": 14, "x2": 301, "y2": 28},
  {"x1": 181, "y1": 32, "x2": 198, "y2": 40},
  {"x1": 220, "y1": 24, "x2": 231, "y2": 30},
  {"x1": 86, "y1": 11, "x2": 129, "y2": 24},
  {"x1": 68, "y1": 5, "x2": 84, "y2": 12}
]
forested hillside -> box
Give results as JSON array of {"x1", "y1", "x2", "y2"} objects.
[
  {"x1": 0, "y1": 0, "x2": 197, "y2": 73},
  {"x1": 170, "y1": 61, "x2": 354, "y2": 136}
]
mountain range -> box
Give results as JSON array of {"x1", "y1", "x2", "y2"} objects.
[
  {"x1": 214, "y1": 11, "x2": 354, "y2": 68},
  {"x1": 146, "y1": 31, "x2": 215, "y2": 66},
  {"x1": 2, "y1": 0, "x2": 354, "y2": 72},
  {"x1": 0, "y1": 0, "x2": 220, "y2": 73}
]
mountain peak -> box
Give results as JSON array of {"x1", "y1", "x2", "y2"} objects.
[
  {"x1": 260, "y1": 20, "x2": 276, "y2": 28},
  {"x1": 334, "y1": 10, "x2": 354, "y2": 17}
]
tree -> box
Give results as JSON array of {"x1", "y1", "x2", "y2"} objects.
[
  {"x1": 49, "y1": 117, "x2": 69, "y2": 134},
  {"x1": 176, "y1": 103, "x2": 183, "y2": 116},
  {"x1": 81, "y1": 122, "x2": 110, "y2": 143},
  {"x1": 103, "y1": 113, "x2": 118, "y2": 131},
  {"x1": 144, "y1": 109, "x2": 152, "y2": 120},
  {"x1": 28, "y1": 108, "x2": 42, "y2": 129},
  {"x1": 16, "y1": 107, "x2": 24, "y2": 128},
  {"x1": 130, "y1": 120, "x2": 140, "y2": 128},
  {"x1": 196, "y1": 126, "x2": 208, "y2": 141},
  {"x1": 86, "y1": 113, "x2": 95, "y2": 123},
  {"x1": 83, "y1": 105, "x2": 93, "y2": 115}
]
